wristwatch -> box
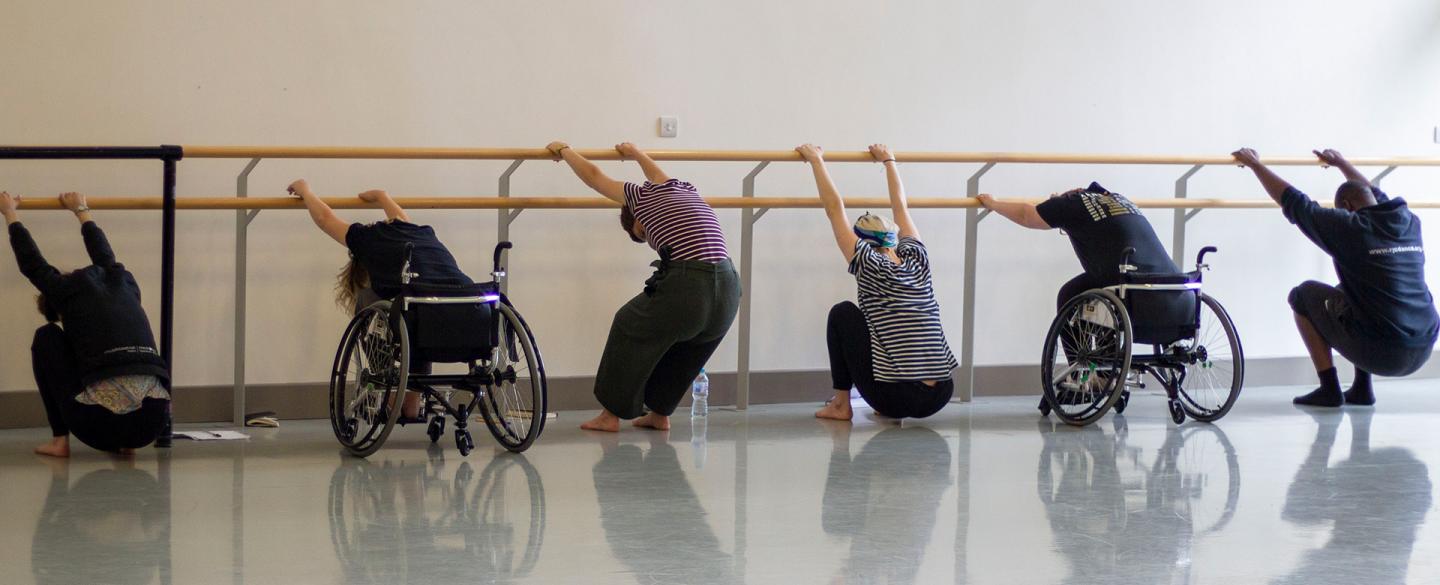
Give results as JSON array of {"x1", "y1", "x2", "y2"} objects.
[{"x1": 75, "y1": 205, "x2": 90, "y2": 213}]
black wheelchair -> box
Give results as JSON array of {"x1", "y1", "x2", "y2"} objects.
[
  {"x1": 1039, "y1": 246, "x2": 1244, "y2": 426},
  {"x1": 329, "y1": 242, "x2": 547, "y2": 457}
]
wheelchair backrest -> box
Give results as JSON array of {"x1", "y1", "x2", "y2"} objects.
[
  {"x1": 1120, "y1": 271, "x2": 1201, "y2": 346},
  {"x1": 399, "y1": 281, "x2": 500, "y2": 363}
]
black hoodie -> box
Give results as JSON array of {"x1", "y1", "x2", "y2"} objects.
[
  {"x1": 1282, "y1": 186, "x2": 1440, "y2": 347},
  {"x1": 8, "y1": 222, "x2": 170, "y2": 386}
]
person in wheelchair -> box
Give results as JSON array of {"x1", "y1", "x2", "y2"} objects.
[
  {"x1": 797, "y1": 144, "x2": 957, "y2": 421},
  {"x1": 978, "y1": 183, "x2": 1184, "y2": 406},
  {"x1": 288, "y1": 179, "x2": 474, "y2": 420},
  {"x1": 2, "y1": 191, "x2": 171, "y2": 458},
  {"x1": 547, "y1": 141, "x2": 741, "y2": 433},
  {"x1": 1233, "y1": 148, "x2": 1438, "y2": 407}
]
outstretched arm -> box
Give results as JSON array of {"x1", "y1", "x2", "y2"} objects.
[
  {"x1": 1314, "y1": 149, "x2": 1371, "y2": 187},
  {"x1": 616, "y1": 142, "x2": 671, "y2": 184},
  {"x1": 359, "y1": 189, "x2": 410, "y2": 223},
  {"x1": 548, "y1": 141, "x2": 626, "y2": 203},
  {"x1": 2, "y1": 192, "x2": 63, "y2": 292},
  {"x1": 1232, "y1": 148, "x2": 1293, "y2": 205},
  {"x1": 977, "y1": 195, "x2": 1051, "y2": 230},
  {"x1": 58, "y1": 192, "x2": 116, "y2": 266},
  {"x1": 287, "y1": 179, "x2": 351, "y2": 245},
  {"x1": 797, "y1": 144, "x2": 861, "y2": 262},
  {"x1": 869, "y1": 144, "x2": 919, "y2": 240}
]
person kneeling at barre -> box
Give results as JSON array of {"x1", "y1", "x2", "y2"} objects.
[
  {"x1": 797, "y1": 144, "x2": 957, "y2": 421},
  {"x1": 977, "y1": 182, "x2": 1180, "y2": 408},
  {"x1": 288, "y1": 180, "x2": 474, "y2": 420},
  {"x1": 1, "y1": 191, "x2": 170, "y2": 458},
  {"x1": 1233, "y1": 148, "x2": 1438, "y2": 407},
  {"x1": 548, "y1": 141, "x2": 740, "y2": 432}
]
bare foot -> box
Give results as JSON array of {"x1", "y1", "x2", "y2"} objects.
[
  {"x1": 632, "y1": 412, "x2": 671, "y2": 431},
  {"x1": 815, "y1": 391, "x2": 854, "y2": 421},
  {"x1": 34, "y1": 436, "x2": 70, "y2": 458},
  {"x1": 580, "y1": 410, "x2": 621, "y2": 432}
]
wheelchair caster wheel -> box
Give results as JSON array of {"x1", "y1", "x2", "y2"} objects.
[
  {"x1": 455, "y1": 429, "x2": 474, "y2": 456},
  {"x1": 1114, "y1": 391, "x2": 1131, "y2": 414},
  {"x1": 1168, "y1": 400, "x2": 1186, "y2": 424},
  {"x1": 1038, "y1": 398, "x2": 1052, "y2": 417},
  {"x1": 427, "y1": 417, "x2": 446, "y2": 444},
  {"x1": 340, "y1": 419, "x2": 359, "y2": 441}
]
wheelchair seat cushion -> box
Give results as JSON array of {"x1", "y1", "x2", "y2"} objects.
[{"x1": 400, "y1": 281, "x2": 500, "y2": 363}]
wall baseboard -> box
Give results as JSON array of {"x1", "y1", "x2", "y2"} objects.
[{"x1": 2, "y1": 354, "x2": 1435, "y2": 429}]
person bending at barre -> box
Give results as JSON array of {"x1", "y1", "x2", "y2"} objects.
[
  {"x1": 1, "y1": 191, "x2": 170, "y2": 458},
  {"x1": 977, "y1": 182, "x2": 1180, "y2": 409},
  {"x1": 547, "y1": 141, "x2": 740, "y2": 432},
  {"x1": 797, "y1": 144, "x2": 957, "y2": 421},
  {"x1": 288, "y1": 180, "x2": 474, "y2": 419},
  {"x1": 1233, "y1": 148, "x2": 1437, "y2": 407}
]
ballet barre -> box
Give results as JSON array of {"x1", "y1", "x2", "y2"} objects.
[{"x1": 6, "y1": 145, "x2": 1439, "y2": 423}]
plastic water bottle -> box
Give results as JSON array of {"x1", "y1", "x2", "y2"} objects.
[
  {"x1": 690, "y1": 369, "x2": 709, "y2": 418},
  {"x1": 690, "y1": 413, "x2": 708, "y2": 469}
]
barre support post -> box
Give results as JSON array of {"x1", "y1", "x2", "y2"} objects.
[
  {"x1": 957, "y1": 162, "x2": 996, "y2": 403},
  {"x1": 156, "y1": 145, "x2": 182, "y2": 447},
  {"x1": 233, "y1": 158, "x2": 262, "y2": 427},
  {"x1": 1172, "y1": 164, "x2": 1205, "y2": 268},
  {"x1": 736, "y1": 161, "x2": 770, "y2": 411}
]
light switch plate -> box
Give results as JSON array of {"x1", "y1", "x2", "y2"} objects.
[{"x1": 658, "y1": 116, "x2": 678, "y2": 138}]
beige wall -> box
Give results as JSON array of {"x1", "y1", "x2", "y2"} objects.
[{"x1": 2, "y1": 1, "x2": 1439, "y2": 392}]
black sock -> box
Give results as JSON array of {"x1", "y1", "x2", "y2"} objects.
[
  {"x1": 1344, "y1": 369, "x2": 1375, "y2": 405},
  {"x1": 1294, "y1": 367, "x2": 1343, "y2": 407}
]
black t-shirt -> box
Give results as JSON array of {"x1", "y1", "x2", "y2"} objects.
[
  {"x1": 1036, "y1": 183, "x2": 1179, "y2": 282},
  {"x1": 1282, "y1": 186, "x2": 1439, "y2": 346},
  {"x1": 345, "y1": 221, "x2": 472, "y2": 298}
]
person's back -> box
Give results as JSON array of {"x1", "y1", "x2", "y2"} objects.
[
  {"x1": 1036, "y1": 183, "x2": 1180, "y2": 284},
  {"x1": 345, "y1": 219, "x2": 473, "y2": 299},
  {"x1": 1283, "y1": 186, "x2": 1439, "y2": 346}
]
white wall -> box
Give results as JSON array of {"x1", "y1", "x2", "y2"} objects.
[{"x1": 2, "y1": 0, "x2": 1438, "y2": 392}]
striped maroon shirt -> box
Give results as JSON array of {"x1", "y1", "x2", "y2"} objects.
[{"x1": 624, "y1": 179, "x2": 729, "y2": 262}]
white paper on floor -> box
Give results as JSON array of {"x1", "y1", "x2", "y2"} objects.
[{"x1": 173, "y1": 430, "x2": 250, "y2": 441}]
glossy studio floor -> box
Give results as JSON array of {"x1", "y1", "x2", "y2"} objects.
[{"x1": 2, "y1": 382, "x2": 1438, "y2": 585}]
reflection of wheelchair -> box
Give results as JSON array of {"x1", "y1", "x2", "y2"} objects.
[
  {"x1": 329, "y1": 242, "x2": 547, "y2": 457},
  {"x1": 329, "y1": 447, "x2": 547, "y2": 584},
  {"x1": 1040, "y1": 246, "x2": 1244, "y2": 426},
  {"x1": 1036, "y1": 419, "x2": 1241, "y2": 583}
]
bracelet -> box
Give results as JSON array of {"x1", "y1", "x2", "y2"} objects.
[
  {"x1": 75, "y1": 205, "x2": 90, "y2": 213},
  {"x1": 882, "y1": 159, "x2": 896, "y2": 163},
  {"x1": 554, "y1": 145, "x2": 571, "y2": 154}
]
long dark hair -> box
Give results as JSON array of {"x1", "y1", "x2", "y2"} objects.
[
  {"x1": 335, "y1": 254, "x2": 370, "y2": 311},
  {"x1": 36, "y1": 294, "x2": 59, "y2": 323},
  {"x1": 619, "y1": 205, "x2": 643, "y2": 243}
]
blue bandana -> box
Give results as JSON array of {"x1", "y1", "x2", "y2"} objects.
[{"x1": 854, "y1": 226, "x2": 898, "y2": 248}]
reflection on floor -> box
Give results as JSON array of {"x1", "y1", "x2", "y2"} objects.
[{"x1": 2, "y1": 381, "x2": 1438, "y2": 585}]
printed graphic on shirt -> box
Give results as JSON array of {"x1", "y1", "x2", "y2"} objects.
[{"x1": 1079, "y1": 191, "x2": 1141, "y2": 222}]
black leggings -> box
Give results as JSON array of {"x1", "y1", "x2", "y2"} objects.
[
  {"x1": 32, "y1": 324, "x2": 165, "y2": 452},
  {"x1": 826, "y1": 302, "x2": 952, "y2": 419}
]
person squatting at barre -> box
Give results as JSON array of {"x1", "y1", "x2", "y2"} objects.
[
  {"x1": 977, "y1": 181, "x2": 1181, "y2": 409},
  {"x1": 1232, "y1": 148, "x2": 1438, "y2": 407},
  {"x1": 548, "y1": 141, "x2": 741, "y2": 432},
  {"x1": 1, "y1": 191, "x2": 171, "y2": 458},
  {"x1": 288, "y1": 180, "x2": 474, "y2": 419},
  {"x1": 797, "y1": 144, "x2": 958, "y2": 421}
]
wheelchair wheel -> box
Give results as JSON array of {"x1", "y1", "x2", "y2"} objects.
[
  {"x1": 477, "y1": 301, "x2": 548, "y2": 452},
  {"x1": 1040, "y1": 289, "x2": 1132, "y2": 427},
  {"x1": 1174, "y1": 293, "x2": 1244, "y2": 422},
  {"x1": 329, "y1": 301, "x2": 410, "y2": 457}
]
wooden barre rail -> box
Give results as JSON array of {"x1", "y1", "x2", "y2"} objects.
[
  {"x1": 166, "y1": 146, "x2": 1440, "y2": 166},
  {"x1": 13, "y1": 196, "x2": 1440, "y2": 211}
]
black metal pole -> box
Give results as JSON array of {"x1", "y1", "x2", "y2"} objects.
[{"x1": 156, "y1": 146, "x2": 181, "y2": 447}]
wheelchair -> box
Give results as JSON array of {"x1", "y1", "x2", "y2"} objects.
[
  {"x1": 329, "y1": 242, "x2": 548, "y2": 457},
  {"x1": 1039, "y1": 246, "x2": 1244, "y2": 426}
]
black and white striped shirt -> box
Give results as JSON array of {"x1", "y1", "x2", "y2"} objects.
[
  {"x1": 624, "y1": 179, "x2": 729, "y2": 263},
  {"x1": 849, "y1": 237, "x2": 957, "y2": 382}
]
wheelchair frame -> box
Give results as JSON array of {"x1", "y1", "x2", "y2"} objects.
[
  {"x1": 330, "y1": 241, "x2": 548, "y2": 457},
  {"x1": 1040, "y1": 246, "x2": 1245, "y2": 426}
]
